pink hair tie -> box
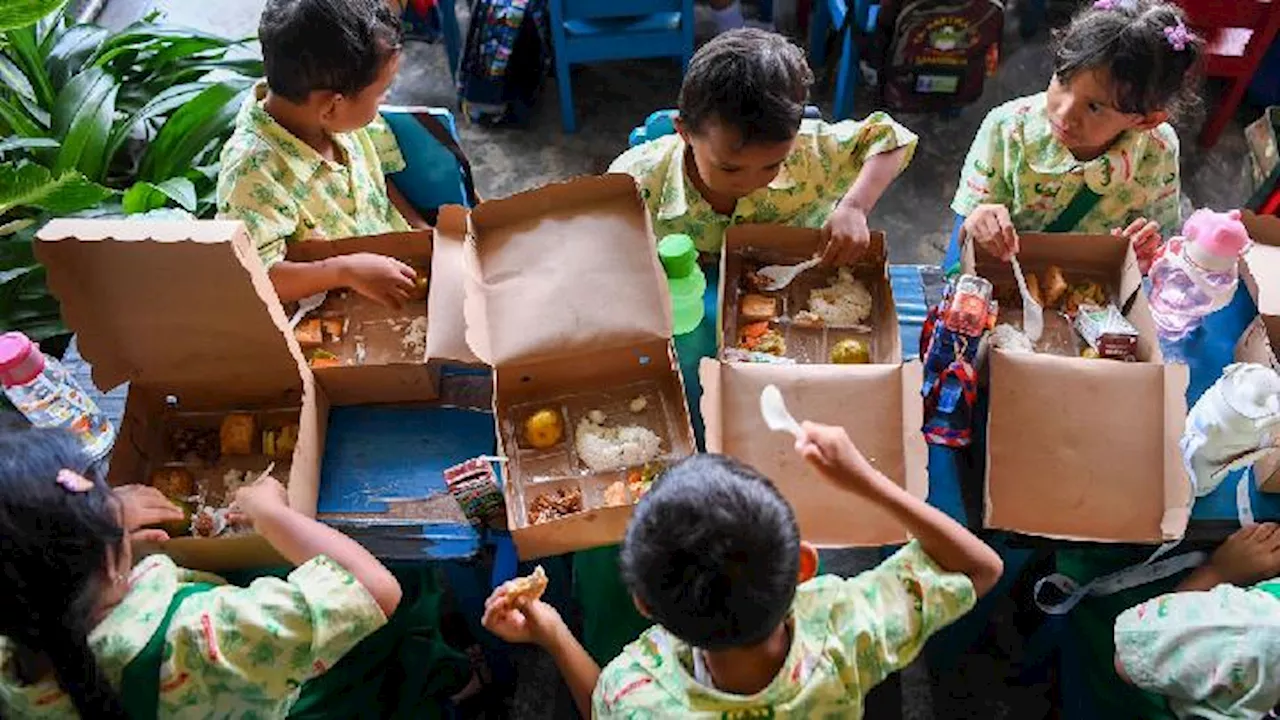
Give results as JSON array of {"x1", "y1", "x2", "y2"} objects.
[
  {"x1": 56, "y1": 469, "x2": 93, "y2": 493},
  {"x1": 1163, "y1": 21, "x2": 1195, "y2": 51}
]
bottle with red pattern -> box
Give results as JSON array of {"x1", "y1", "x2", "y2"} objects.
[{"x1": 0, "y1": 332, "x2": 114, "y2": 461}]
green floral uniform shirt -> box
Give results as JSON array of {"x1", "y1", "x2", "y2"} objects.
[
  {"x1": 951, "y1": 92, "x2": 1182, "y2": 235},
  {"x1": 0, "y1": 554, "x2": 387, "y2": 719},
  {"x1": 608, "y1": 115, "x2": 918, "y2": 254},
  {"x1": 1114, "y1": 581, "x2": 1280, "y2": 719},
  {"x1": 216, "y1": 81, "x2": 410, "y2": 266},
  {"x1": 591, "y1": 541, "x2": 975, "y2": 719}
]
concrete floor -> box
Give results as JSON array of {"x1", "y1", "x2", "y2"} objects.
[{"x1": 95, "y1": 0, "x2": 1261, "y2": 717}]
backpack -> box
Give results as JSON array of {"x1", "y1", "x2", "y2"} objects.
[
  {"x1": 875, "y1": 0, "x2": 1004, "y2": 113},
  {"x1": 456, "y1": 0, "x2": 552, "y2": 126}
]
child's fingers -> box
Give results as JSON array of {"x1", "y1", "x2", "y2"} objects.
[
  {"x1": 1122, "y1": 218, "x2": 1147, "y2": 237},
  {"x1": 131, "y1": 528, "x2": 170, "y2": 544}
]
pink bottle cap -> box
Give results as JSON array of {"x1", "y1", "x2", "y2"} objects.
[
  {"x1": 1183, "y1": 209, "x2": 1251, "y2": 270},
  {"x1": 0, "y1": 332, "x2": 45, "y2": 387}
]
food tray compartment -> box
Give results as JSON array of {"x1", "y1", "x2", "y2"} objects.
[
  {"x1": 562, "y1": 381, "x2": 675, "y2": 475},
  {"x1": 294, "y1": 259, "x2": 429, "y2": 369},
  {"x1": 784, "y1": 265, "x2": 878, "y2": 331},
  {"x1": 516, "y1": 476, "x2": 589, "y2": 529},
  {"x1": 782, "y1": 325, "x2": 825, "y2": 364},
  {"x1": 825, "y1": 327, "x2": 877, "y2": 364}
]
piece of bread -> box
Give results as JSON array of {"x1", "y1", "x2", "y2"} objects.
[
  {"x1": 1025, "y1": 274, "x2": 1043, "y2": 307},
  {"x1": 1042, "y1": 266, "x2": 1069, "y2": 308},
  {"x1": 150, "y1": 466, "x2": 195, "y2": 498},
  {"x1": 503, "y1": 565, "x2": 548, "y2": 605},
  {"x1": 220, "y1": 413, "x2": 257, "y2": 456},
  {"x1": 740, "y1": 293, "x2": 778, "y2": 322},
  {"x1": 294, "y1": 319, "x2": 323, "y2": 347}
]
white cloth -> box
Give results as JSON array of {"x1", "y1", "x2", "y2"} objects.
[{"x1": 1181, "y1": 363, "x2": 1280, "y2": 497}]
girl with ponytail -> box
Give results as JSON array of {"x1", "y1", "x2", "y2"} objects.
[{"x1": 0, "y1": 418, "x2": 401, "y2": 718}]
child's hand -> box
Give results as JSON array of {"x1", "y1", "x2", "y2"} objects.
[
  {"x1": 229, "y1": 475, "x2": 290, "y2": 528},
  {"x1": 1208, "y1": 523, "x2": 1280, "y2": 586},
  {"x1": 794, "y1": 421, "x2": 883, "y2": 496},
  {"x1": 821, "y1": 205, "x2": 871, "y2": 265},
  {"x1": 1113, "y1": 218, "x2": 1163, "y2": 274},
  {"x1": 482, "y1": 588, "x2": 566, "y2": 648},
  {"x1": 114, "y1": 484, "x2": 184, "y2": 543},
  {"x1": 964, "y1": 204, "x2": 1019, "y2": 261},
  {"x1": 337, "y1": 253, "x2": 418, "y2": 309}
]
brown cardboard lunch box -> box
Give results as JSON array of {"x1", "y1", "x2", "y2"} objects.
[
  {"x1": 461, "y1": 175, "x2": 697, "y2": 560},
  {"x1": 36, "y1": 219, "x2": 328, "y2": 571},
  {"x1": 284, "y1": 230, "x2": 439, "y2": 405},
  {"x1": 700, "y1": 224, "x2": 927, "y2": 546},
  {"x1": 964, "y1": 232, "x2": 1190, "y2": 543}
]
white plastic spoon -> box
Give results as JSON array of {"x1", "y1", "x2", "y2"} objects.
[
  {"x1": 760, "y1": 384, "x2": 803, "y2": 440},
  {"x1": 288, "y1": 292, "x2": 327, "y2": 329},
  {"x1": 1010, "y1": 256, "x2": 1044, "y2": 343},
  {"x1": 756, "y1": 257, "x2": 822, "y2": 292}
]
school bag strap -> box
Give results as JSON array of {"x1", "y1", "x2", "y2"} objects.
[
  {"x1": 411, "y1": 111, "x2": 481, "y2": 208},
  {"x1": 1043, "y1": 185, "x2": 1102, "y2": 234},
  {"x1": 120, "y1": 582, "x2": 216, "y2": 720}
]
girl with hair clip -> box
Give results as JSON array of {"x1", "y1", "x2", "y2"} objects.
[
  {"x1": 0, "y1": 418, "x2": 401, "y2": 718},
  {"x1": 946, "y1": 0, "x2": 1204, "y2": 275}
]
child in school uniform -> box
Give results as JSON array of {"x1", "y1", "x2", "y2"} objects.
[
  {"x1": 484, "y1": 423, "x2": 1002, "y2": 718},
  {"x1": 217, "y1": 0, "x2": 428, "y2": 309},
  {"x1": 609, "y1": 28, "x2": 917, "y2": 266},
  {"x1": 946, "y1": 0, "x2": 1202, "y2": 274},
  {"x1": 1115, "y1": 523, "x2": 1280, "y2": 719},
  {"x1": 0, "y1": 420, "x2": 401, "y2": 718}
]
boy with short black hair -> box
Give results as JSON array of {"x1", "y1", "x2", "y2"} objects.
[
  {"x1": 484, "y1": 424, "x2": 1003, "y2": 718},
  {"x1": 218, "y1": 0, "x2": 428, "y2": 308},
  {"x1": 609, "y1": 29, "x2": 917, "y2": 265}
]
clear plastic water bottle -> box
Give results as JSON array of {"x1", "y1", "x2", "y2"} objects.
[
  {"x1": 1148, "y1": 209, "x2": 1252, "y2": 342},
  {"x1": 658, "y1": 234, "x2": 707, "y2": 336},
  {"x1": 0, "y1": 332, "x2": 115, "y2": 461}
]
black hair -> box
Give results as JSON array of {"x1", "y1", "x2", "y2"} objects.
[
  {"x1": 0, "y1": 416, "x2": 127, "y2": 718},
  {"x1": 619, "y1": 454, "x2": 801, "y2": 650},
  {"x1": 678, "y1": 28, "x2": 814, "y2": 147},
  {"x1": 259, "y1": 0, "x2": 404, "y2": 103},
  {"x1": 1052, "y1": 0, "x2": 1203, "y2": 117}
]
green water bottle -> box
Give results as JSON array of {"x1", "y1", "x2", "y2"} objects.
[{"x1": 658, "y1": 234, "x2": 706, "y2": 335}]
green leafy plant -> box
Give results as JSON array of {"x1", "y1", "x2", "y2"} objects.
[{"x1": 0, "y1": 5, "x2": 262, "y2": 345}]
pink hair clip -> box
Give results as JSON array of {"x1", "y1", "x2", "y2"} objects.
[
  {"x1": 1163, "y1": 21, "x2": 1196, "y2": 51},
  {"x1": 56, "y1": 469, "x2": 93, "y2": 493},
  {"x1": 1092, "y1": 0, "x2": 1118, "y2": 9}
]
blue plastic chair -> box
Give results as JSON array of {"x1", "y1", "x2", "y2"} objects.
[
  {"x1": 549, "y1": 0, "x2": 696, "y2": 133},
  {"x1": 380, "y1": 106, "x2": 478, "y2": 216},
  {"x1": 808, "y1": 0, "x2": 879, "y2": 121},
  {"x1": 628, "y1": 105, "x2": 825, "y2": 147}
]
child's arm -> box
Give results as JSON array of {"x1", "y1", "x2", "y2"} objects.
[
  {"x1": 483, "y1": 590, "x2": 599, "y2": 718},
  {"x1": 387, "y1": 177, "x2": 430, "y2": 230},
  {"x1": 796, "y1": 422, "x2": 1003, "y2": 596},
  {"x1": 268, "y1": 253, "x2": 418, "y2": 309},
  {"x1": 822, "y1": 145, "x2": 910, "y2": 265},
  {"x1": 233, "y1": 476, "x2": 402, "y2": 616}
]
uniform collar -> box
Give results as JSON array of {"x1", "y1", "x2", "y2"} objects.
[
  {"x1": 1018, "y1": 92, "x2": 1147, "y2": 195},
  {"x1": 655, "y1": 137, "x2": 798, "y2": 221},
  {"x1": 241, "y1": 80, "x2": 357, "y2": 184}
]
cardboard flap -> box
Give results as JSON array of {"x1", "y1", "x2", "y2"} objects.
[
  {"x1": 36, "y1": 220, "x2": 303, "y2": 400},
  {"x1": 1241, "y1": 211, "x2": 1280, "y2": 346},
  {"x1": 724, "y1": 224, "x2": 888, "y2": 267},
  {"x1": 283, "y1": 228, "x2": 432, "y2": 263},
  {"x1": 427, "y1": 206, "x2": 483, "y2": 365},
  {"x1": 462, "y1": 175, "x2": 671, "y2": 367},
  {"x1": 984, "y1": 351, "x2": 1190, "y2": 542},
  {"x1": 699, "y1": 359, "x2": 928, "y2": 547}
]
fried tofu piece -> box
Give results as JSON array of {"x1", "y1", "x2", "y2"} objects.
[
  {"x1": 219, "y1": 413, "x2": 257, "y2": 456},
  {"x1": 294, "y1": 319, "x2": 323, "y2": 347},
  {"x1": 740, "y1": 293, "x2": 779, "y2": 322}
]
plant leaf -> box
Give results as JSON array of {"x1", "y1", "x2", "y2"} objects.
[
  {"x1": 90, "y1": 24, "x2": 235, "y2": 69},
  {"x1": 51, "y1": 67, "x2": 118, "y2": 181},
  {"x1": 0, "y1": 161, "x2": 114, "y2": 215},
  {"x1": 102, "y1": 81, "x2": 207, "y2": 168},
  {"x1": 0, "y1": 94, "x2": 47, "y2": 137},
  {"x1": 0, "y1": 51, "x2": 36, "y2": 101},
  {"x1": 0, "y1": 137, "x2": 59, "y2": 154},
  {"x1": 4, "y1": 23, "x2": 55, "y2": 108},
  {"x1": 138, "y1": 81, "x2": 247, "y2": 183},
  {"x1": 122, "y1": 176, "x2": 196, "y2": 213},
  {"x1": 0, "y1": 0, "x2": 68, "y2": 32},
  {"x1": 45, "y1": 23, "x2": 109, "y2": 91}
]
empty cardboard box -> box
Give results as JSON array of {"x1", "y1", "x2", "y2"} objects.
[
  {"x1": 964, "y1": 233, "x2": 1190, "y2": 543},
  {"x1": 284, "y1": 230, "x2": 439, "y2": 405},
  {"x1": 462, "y1": 175, "x2": 697, "y2": 560},
  {"x1": 36, "y1": 219, "x2": 328, "y2": 571},
  {"x1": 702, "y1": 224, "x2": 926, "y2": 546}
]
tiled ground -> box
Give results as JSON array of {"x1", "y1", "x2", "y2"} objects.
[{"x1": 94, "y1": 0, "x2": 1263, "y2": 717}]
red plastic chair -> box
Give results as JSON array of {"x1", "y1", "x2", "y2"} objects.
[{"x1": 1176, "y1": 0, "x2": 1280, "y2": 147}]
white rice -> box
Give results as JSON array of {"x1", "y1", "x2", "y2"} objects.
[
  {"x1": 575, "y1": 417, "x2": 662, "y2": 472},
  {"x1": 808, "y1": 268, "x2": 873, "y2": 326}
]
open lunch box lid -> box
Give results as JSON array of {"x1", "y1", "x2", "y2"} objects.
[
  {"x1": 36, "y1": 219, "x2": 305, "y2": 404},
  {"x1": 462, "y1": 174, "x2": 674, "y2": 368}
]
